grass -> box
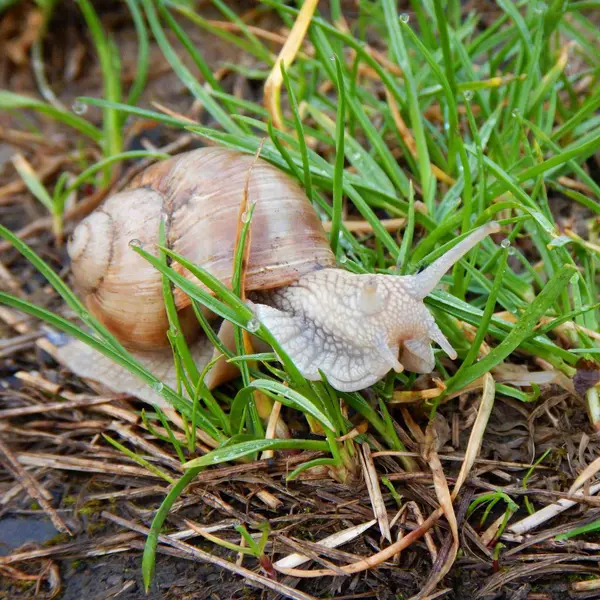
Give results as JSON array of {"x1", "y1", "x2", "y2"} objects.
[{"x1": 1, "y1": 0, "x2": 599, "y2": 593}]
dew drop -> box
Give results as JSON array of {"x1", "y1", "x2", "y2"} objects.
[
  {"x1": 511, "y1": 108, "x2": 520, "y2": 118},
  {"x1": 241, "y1": 210, "x2": 250, "y2": 223},
  {"x1": 72, "y1": 100, "x2": 87, "y2": 115},
  {"x1": 507, "y1": 246, "x2": 517, "y2": 256},
  {"x1": 152, "y1": 381, "x2": 164, "y2": 392},
  {"x1": 246, "y1": 317, "x2": 260, "y2": 333},
  {"x1": 534, "y1": 1, "x2": 547, "y2": 14},
  {"x1": 463, "y1": 90, "x2": 474, "y2": 102},
  {"x1": 128, "y1": 238, "x2": 143, "y2": 248},
  {"x1": 330, "y1": 54, "x2": 336, "y2": 61},
  {"x1": 500, "y1": 239, "x2": 511, "y2": 249},
  {"x1": 339, "y1": 255, "x2": 348, "y2": 264},
  {"x1": 399, "y1": 13, "x2": 409, "y2": 23}
]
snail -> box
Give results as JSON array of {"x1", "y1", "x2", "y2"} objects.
[{"x1": 58, "y1": 146, "x2": 499, "y2": 405}]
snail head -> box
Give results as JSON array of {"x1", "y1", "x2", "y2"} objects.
[{"x1": 250, "y1": 221, "x2": 500, "y2": 392}]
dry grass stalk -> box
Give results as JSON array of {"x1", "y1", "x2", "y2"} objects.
[
  {"x1": 273, "y1": 520, "x2": 376, "y2": 569},
  {"x1": 407, "y1": 501, "x2": 438, "y2": 562},
  {"x1": 413, "y1": 424, "x2": 459, "y2": 600},
  {"x1": 0, "y1": 437, "x2": 72, "y2": 535},
  {"x1": 261, "y1": 400, "x2": 282, "y2": 460},
  {"x1": 277, "y1": 536, "x2": 348, "y2": 575},
  {"x1": 264, "y1": 0, "x2": 319, "y2": 129},
  {"x1": 274, "y1": 507, "x2": 444, "y2": 577},
  {"x1": 0, "y1": 532, "x2": 141, "y2": 566},
  {"x1": 572, "y1": 578, "x2": 600, "y2": 592},
  {"x1": 452, "y1": 373, "x2": 495, "y2": 498},
  {"x1": 108, "y1": 422, "x2": 183, "y2": 470},
  {"x1": 508, "y1": 481, "x2": 600, "y2": 535},
  {"x1": 322, "y1": 217, "x2": 406, "y2": 233},
  {"x1": 16, "y1": 452, "x2": 163, "y2": 478},
  {"x1": 358, "y1": 442, "x2": 391, "y2": 542},
  {"x1": 254, "y1": 488, "x2": 283, "y2": 510},
  {"x1": 0, "y1": 394, "x2": 117, "y2": 419}
]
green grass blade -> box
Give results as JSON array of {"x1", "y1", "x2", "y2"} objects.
[{"x1": 183, "y1": 439, "x2": 330, "y2": 469}]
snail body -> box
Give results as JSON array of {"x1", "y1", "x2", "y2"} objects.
[{"x1": 66, "y1": 147, "x2": 499, "y2": 395}]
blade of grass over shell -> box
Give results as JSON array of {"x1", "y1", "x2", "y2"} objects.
[
  {"x1": 231, "y1": 171, "x2": 263, "y2": 438},
  {"x1": 158, "y1": 221, "x2": 201, "y2": 391},
  {"x1": 182, "y1": 123, "x2": 406, "y2": 256},
  {"x1": 133, "y1": 245, "x2": 250, "y2": 328},
  {"x1": 138, "y1": 244, "x2": 310, "y2": 389}
]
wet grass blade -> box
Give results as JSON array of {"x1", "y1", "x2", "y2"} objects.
[{"x1": 444, "y1": 264, "x2": 577, "y2": 395}]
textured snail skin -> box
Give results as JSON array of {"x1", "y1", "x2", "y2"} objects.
[{"x1": 251, "y1": 221, "x2": 500, "y2": 392}]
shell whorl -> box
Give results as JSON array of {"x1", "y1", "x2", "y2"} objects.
[{"x1": 68, "y1": 211, "x2": 113, "y2": 295}]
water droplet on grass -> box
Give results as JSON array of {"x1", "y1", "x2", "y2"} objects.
[
  {"x1": 129, "y1": 238, "x2": 142, "y2": 248},
  {"x1": 400, "y1": 13, "x2": 409, "y2": 23},
  {"x1": 72, "y1": 100, "x2": 87, "y2": 115},
  {"x1": 463, "y1": 90, "x2": 474, "y2": 101},
  {"x1": 501, "y1": 239, "x2": 511, "y2": 249},
  {"x1": 247, "y1": 318, "x2": 260, "y2": 332},
  {"x1": 152, "y1": 381, "x2": 164, "y2": 392}
]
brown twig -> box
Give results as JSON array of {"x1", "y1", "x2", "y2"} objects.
[{"x1": 0, "y1": 437, "x2": 72, "y2": 535}]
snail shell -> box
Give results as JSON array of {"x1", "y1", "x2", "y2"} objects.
[{"x1": 68, "y1": 147, "x2": 336, "y2": 350}]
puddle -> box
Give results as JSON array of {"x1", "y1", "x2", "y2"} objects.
[{"x1": 0, "y1": 517, "x2": 59, "y2": 556}]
